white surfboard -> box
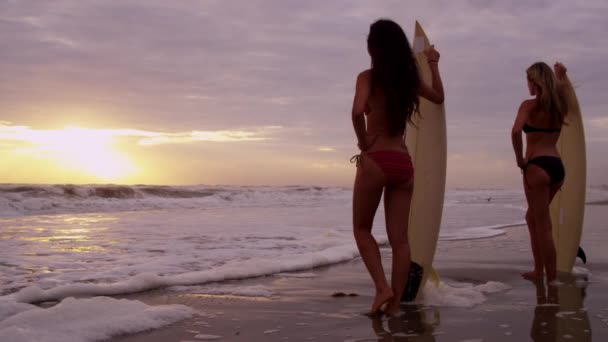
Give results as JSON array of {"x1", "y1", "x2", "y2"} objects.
[
  {"x1": 404, "y1": 21, "x2": 447, "y2": 295},
  {"x1": 550, "y1": 73, "x2": 586, "y2": 273}
]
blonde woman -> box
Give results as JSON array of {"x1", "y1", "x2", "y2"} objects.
[{"x1": 511, "y1": 62, "x2": 568, "y2": 283}]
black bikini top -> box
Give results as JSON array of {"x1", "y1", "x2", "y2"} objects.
[{"x1": 523, "y1": 123, "x2": 561, "y2": 134}]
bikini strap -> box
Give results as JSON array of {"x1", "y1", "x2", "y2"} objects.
[{"x1": 350, "y1": 154, "x2": 362, "y2": 167}]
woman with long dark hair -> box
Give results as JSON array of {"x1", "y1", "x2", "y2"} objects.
[
  {"x1": 351, "y1": 19, "x2": 444, "y2": 315},
  {"x1": 511, "y1": 62, "x2": 568, "y2": 284}
]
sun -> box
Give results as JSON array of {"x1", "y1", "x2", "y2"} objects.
[
  {"x1": 14, "y1": 125, "x2": 137, "y2": 182},
  {"x1": 52, "y1": 126, "x2": 137, "y2": 182}
]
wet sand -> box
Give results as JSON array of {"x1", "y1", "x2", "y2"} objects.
[{"x1": 111, "y1": 204, "x2": 608, "y2": 341}]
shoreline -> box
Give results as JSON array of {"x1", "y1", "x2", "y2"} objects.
[{"x1": 3, "y1": 204, "x2": 608, "y2": 341}]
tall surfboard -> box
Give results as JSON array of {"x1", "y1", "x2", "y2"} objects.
[
  {"x1": 550, "y1": 73, "x2": 586, "y2": 273},
  {"x1": 404, "y1": 21, "x2": 447, "y2": 298}
]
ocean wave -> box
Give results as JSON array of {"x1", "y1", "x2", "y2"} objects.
[
  {"x1": 439, "y1": 221, "x2": 525, "y2": 241},
  {"x1": 0, "y1": 184, "x2": 349, "y2": 218},
  {"x1": 2, "y1": 243, "x2": 363, "y2": 304},
  {"x1": 0, "y1": 184, "x2": 222, "y2": 199}
]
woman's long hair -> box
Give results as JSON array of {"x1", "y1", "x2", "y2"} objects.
[
  {"x1": 526, "y1": 62, "x2": 566, "y2": 127},
  {"x1": 367, "y1": 19, "x2": 420, "y2": 136}
]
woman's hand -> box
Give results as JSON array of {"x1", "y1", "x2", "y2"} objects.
[
  {"x1": 424, "y1": 45, "x2": 440, "y2": 63},
  {"x1": 357, "y1": 140, "x2": 368, "y2": 152},
  {"x1": 357, "y1": 137, "x2": 370, "y2": 152},
  {"x1": 554, "y1": 62, "x2": 567, "y2": 81},
  {"x1": 358, "y1": 135, "x2": 378, "y2": 152},
  {"x1": 517, "y1": 157, "x2": 527, "y2": 171}
]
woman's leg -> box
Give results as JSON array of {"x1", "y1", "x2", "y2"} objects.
[
  {"x1": 525, "y1": 164, "x2": 558, "y2": 283},
  {"x1": 523, "y1": 176, "x2": 543, "y2": 280},
  {"x1": 353, "y1": 154, "x2": 392, "y2": 313},
  {"x1": 382, "y1": 178, "x2": 414, "y2": 314}
]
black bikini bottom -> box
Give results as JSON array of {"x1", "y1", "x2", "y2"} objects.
[{"x1": 526, "y1": 156, "x2": 565, "y2": 185}]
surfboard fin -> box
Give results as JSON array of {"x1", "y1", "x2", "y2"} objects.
[
  {"x1": 401, "y1": 263, "x2": 441, "y2": 302},
  {"x1": 401, "y1": 262, "x2": 423, "y2": 302},
  {"x1": 577, "y1": 246, "x2": 587, "y2": 264}
]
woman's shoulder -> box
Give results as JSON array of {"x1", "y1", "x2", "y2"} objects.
[
  {"x1": 519, "y1": 99, "x2": 537, "y2": 112},
  {"x1": 357, "y1": 69, "x2": 372, "y2": 81},
  {"x1": 520, "y1": 98, "x2": 536, "y2": 107},
  {"x1": 355, "y1": 70, "x2": 372, "y2": 91}
]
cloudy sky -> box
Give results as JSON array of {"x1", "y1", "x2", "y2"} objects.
[{"x1": 1, "y1": 0, "x2": 607, "y2": 188}]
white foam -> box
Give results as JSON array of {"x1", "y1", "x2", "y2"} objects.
[
  {"x1": 170, "y1": 285, "x2": 274, "y2": 298},
  {"x1": 420, "y1": 280, "x2": 511, "y2": 308},
  {"x1": 439, "y1": 222, "x2": 525, "y2": 241},
  {"x1": 572, "y1": 267, "x2": 591, "y2": 277},
  {"x1": 264, "y1": 329, "x2": 280, "y2": 334},
  {"x1": 5, "y1": 243, "x2": 362, "y2": 304},
  {"x1": 0, "y1": 300, "x2": 37, "y2": 321},
  {"x1": 556, "y1": 311, "x2": 577, "y2": 318},
  {"x1": 0, "y1": 296, "x2": 194, "y2": 342}
]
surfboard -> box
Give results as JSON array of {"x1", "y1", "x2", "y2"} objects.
[
  {"x1": 402, "y1": 21, "x2": 447, "y2": 300},
  {"x1": 550, "y1": 73, "x2": 586, "y2": 273}
]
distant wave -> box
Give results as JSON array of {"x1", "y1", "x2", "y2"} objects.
[
  {"x1": 0, "y1": 184, "x2": 223, "y2": 199},
  {"x1": 586, "y1": 186, "x2": 608, "y2": 204},
  {"x1": 0, "y1": 184, "x2": 348, "y2": 218},
  {"x1": 590, "y1": 184, "x2": 608, "y2": 191},
  {"x1": 587, "y1": 200, "x2": 608, "y2": 205}
]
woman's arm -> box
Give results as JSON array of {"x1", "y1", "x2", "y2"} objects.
[
  {"x1": 418, "y1": 45, "x2": 445, "y2": 104},
  {"x1": 554, "y1": 62, "x2": 569, "y2": 114},
  {"x1": 512, "y1": 100, "x2": 532, "y2": 169},
  {"x1": 352, "y1": 70, "x2": 371, "y2": 151},
  {"x1": 554, "y1": 62, "x2": 567, "y2": 82}
]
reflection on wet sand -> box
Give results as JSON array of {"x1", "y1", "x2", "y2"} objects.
[
  {"x1": 371, "y1": 305, "x2": 439, "y2": 341},
  {"x1": 530, "y1": 274, "x2": 591, "y2": 341}
]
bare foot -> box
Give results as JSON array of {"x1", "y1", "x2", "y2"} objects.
[
  {"x1": 547, "y1": 284, "x2": 559, "y2": 304},
  {"x1": 371, "y1": 288, "x2": 393, "y2": 314},
  {"x1": 383, "y1": 298, "x2": 400, "y2": 316},
  {"x1": 522, "y1": 271, "x2": 542, "y2": 281}
]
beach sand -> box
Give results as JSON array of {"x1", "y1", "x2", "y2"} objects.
[{"x1": 110, "y1": 204, "x2": 608, "y2": 341}]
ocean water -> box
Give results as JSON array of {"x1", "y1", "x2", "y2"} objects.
[{"x1": 1, "y1": 184, "x2": 607, "y2": 341}]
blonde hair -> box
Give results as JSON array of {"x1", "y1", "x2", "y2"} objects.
[{"x1": 526, "y1": 62, "x2": 566, "y2": 126}]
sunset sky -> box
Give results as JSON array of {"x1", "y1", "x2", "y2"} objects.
[{"x1": 1, "y1": 0, "x2": 607, "y2": 188}]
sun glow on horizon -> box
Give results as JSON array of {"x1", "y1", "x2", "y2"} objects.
[
  {"x1": 2, "y1": 124, "x2": 137, "y2": 182},
  {"x1": 0, "y1": 122, "x2": 283, "y2": 184}
]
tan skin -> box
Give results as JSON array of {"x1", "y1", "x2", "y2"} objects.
[
  {"x1": 352, "y1": 46, "x2": 444, "y2": 315},
  {"x1": 511, "y1": 62, "x2": 568, "y2": 283}
]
